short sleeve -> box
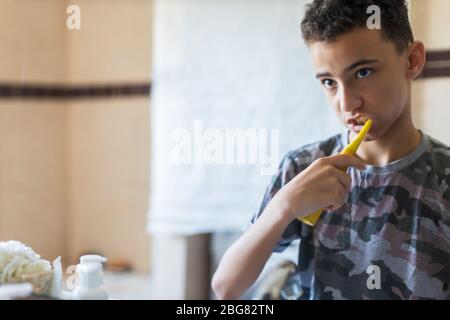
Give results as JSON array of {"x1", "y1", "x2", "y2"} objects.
[{"x1": 247, "y1": 151, "x2": 305, "y2": 253}]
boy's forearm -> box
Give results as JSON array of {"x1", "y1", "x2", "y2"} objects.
[{"x1": 212, "y1": 202, "x2": 293, "y2": 299}]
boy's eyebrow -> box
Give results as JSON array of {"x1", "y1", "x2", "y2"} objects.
[{"x1": 315, "y1": 59, "x2": 379, "y2": 78}]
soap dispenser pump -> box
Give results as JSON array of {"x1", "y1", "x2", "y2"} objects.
[{"x1": 72, "y1": 255, "x2": 108, "y2": 300}]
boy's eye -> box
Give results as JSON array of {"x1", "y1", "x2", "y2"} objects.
[
  {"x1": 356, "y1": 68, "x2": 373, "y2": 79},
  {"x1": 321, "y1": 79, "x2": 337, "y2": 89}
]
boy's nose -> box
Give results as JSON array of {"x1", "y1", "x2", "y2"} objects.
[{"x1": 339, "y1": 86, "x2": 363, "y2": 112}]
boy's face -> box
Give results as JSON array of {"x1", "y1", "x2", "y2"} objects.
[{"x1": 309, "y1": 28, "x2": 411, "y2": 141}]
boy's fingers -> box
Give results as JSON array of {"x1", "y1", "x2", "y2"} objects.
[
  {"x1": 324, "y1": 154, "x2": 367, "y2": 170},
  {"x1": 333, "y1": 168, "x2": 351, "y2": 189}
]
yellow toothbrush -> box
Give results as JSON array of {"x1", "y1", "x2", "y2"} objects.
[{"x1": 298, "y1": 119, "x2": 373, "y2": 226}]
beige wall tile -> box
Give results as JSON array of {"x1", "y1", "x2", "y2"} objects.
[
  {"x1": 67, "y1": 98, "x2": 151, "y2": 272},
  {"x1": 411, "y1": 0, "x2": 450, "y2": 49},
  {"x1": 0, "y1": 102, "x2": 67, "y2": 192},
  {"x1": 0, "y1": 0, "x2": 152, "y2": 274},
  {"x1": 0, "y1": 0, "x2": 153, "y2": 83},
  {"x1": 0, "y1": 98, "x2": 151, "y2": 272},
  {"x1": 0, "y1": 191, "x2": 66, "y2": 262},
  {"x1": 412, "y1": 80, "x2": 450, "y2": 144},
  {"x1": 0, "y1": 0, "x2": 67, "y2": 83},
  {"x1": 66, "y1": 0, "x2": 153, "y2": 83},
  {"x1": 411, "y1": 0, "x2": 450, "y2": 144},
  {"x1": 0, "y1": 102, "x2": 67, "y2": 260}
]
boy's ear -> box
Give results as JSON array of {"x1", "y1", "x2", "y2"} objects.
[{"x1": 406, "y1": 41, "x2": 426, "y2": 80}]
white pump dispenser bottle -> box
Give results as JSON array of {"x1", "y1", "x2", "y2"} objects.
[{"x1": 72, "y1": 255, "x2": 108, "y2": 300}]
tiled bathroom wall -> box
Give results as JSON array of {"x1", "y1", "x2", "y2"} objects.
[
  {"x1": 0, "y1": 0, "x2": 152, "y2": 273},
  {"x1": 65, "y1": 0, "x2": 152, "y2": 274},
  {"x1": 0, "y1": 0, "x2": 68, "y2": 261},
  {"x1": 411, "y1": 0, "x2": 450, "y2": 144}
]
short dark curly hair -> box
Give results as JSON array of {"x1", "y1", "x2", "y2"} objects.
[{"x1": 301, "y1": 0, "x2": 414, "y2": 53}]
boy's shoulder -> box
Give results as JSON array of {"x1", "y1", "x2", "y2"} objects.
[
  {"x1": 282, "y1": 132, "x2": 345, "y2": 172},
  {"x1": 427, "y1": 134, "x2": 450, "y2": 156},
  {"x1": 425, "y1": 135, "x2": 450, "y2": 197},
  {"x1": 424, "y1": 134, "x2": 450, "y2": 171}
]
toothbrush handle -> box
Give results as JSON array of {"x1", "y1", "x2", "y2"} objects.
[{"x1": 298, "y1": 209, "x2": 323, "y2": 226}]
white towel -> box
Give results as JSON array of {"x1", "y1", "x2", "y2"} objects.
[{"x1": 148, "y1": 0, "x2": 344, "y2": 235}]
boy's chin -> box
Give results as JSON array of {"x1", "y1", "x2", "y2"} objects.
[
  {"x1": 363, "y1": 128, "x2": 386, "y2": 142},
  {"x1": 349, "y1": 127, "x2": 381, "y2": 142},
  {"x1": 363, "y1": 134, "x2": 377, "y2": 142}
]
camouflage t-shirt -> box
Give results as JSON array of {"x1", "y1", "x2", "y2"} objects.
[{"x1": 251, "y1": 131, "x2": 450, "y2": 300}]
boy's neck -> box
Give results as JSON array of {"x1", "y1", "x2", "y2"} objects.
[{"x1": 350, "y1": 107, "x2": 422, "y2": 166}]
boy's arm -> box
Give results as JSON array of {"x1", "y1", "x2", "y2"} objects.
[
  {"x1": 211, "y1": 200, "x2": 293, "y2": 300},
  {"x1": 212, "y1": 154, "x2": 366, "y2": 300}
]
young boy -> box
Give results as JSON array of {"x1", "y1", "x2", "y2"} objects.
[{"x1": 212, "y1": 0, "x2": 450, "y2": 300}]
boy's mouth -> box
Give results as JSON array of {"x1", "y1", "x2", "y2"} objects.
[{"x1": 346, "y1": 116, "x2": 371, "y2": 132}]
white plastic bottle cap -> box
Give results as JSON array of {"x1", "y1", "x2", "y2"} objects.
[{"x1": 80, "y1": 255, "x2": 107, "y2": 264}]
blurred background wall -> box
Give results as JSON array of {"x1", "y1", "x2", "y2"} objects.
[
  {"x1": 0, "y1": 0, "x2": 69, "y2": 263},
  {"x1": 0, "y1": 0, "x2": 152, "y2": 274},
  {"x1": 66, "y1": 0, "x2": 152, "y2": 274},
  {"x1": 411, "y1": 0, "x2": 450, "y2": 143}
]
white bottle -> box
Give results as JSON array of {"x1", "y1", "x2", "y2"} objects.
[{"x1": 72, "y1": 255, "x2": 108, "y2": 300}]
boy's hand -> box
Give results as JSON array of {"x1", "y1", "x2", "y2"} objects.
[{"x1": 271, "y1": 154, "x2": 367, "y2": 221}]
